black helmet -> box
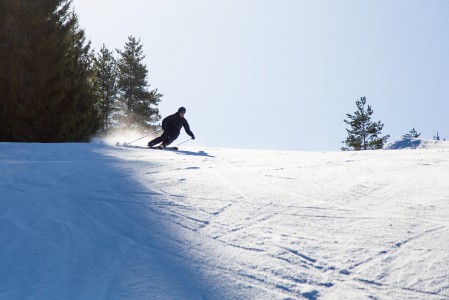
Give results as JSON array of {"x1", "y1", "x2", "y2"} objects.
[{"x1": 178, "y1": 107, "x2": 186, "y2": 113}]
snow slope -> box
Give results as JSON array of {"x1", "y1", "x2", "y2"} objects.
[{"x1": 1, "y1": 142, "x2": 449, "y2": 299}]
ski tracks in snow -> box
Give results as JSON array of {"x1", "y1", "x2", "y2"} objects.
[
  {"x1": 115, "y1": 147, "x2": 449, "y2": 299},
  {"x1": 3, "y1": 143, "x2": 449, "y2": 299}
]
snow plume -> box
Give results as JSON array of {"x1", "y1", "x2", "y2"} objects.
[{"x1": 95, "y1": 128, "x2": 161, "y2": 147}]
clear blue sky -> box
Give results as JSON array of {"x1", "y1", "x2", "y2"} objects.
[{"x1": 73, "y1": 0, "x2": 449, "y2": 151}]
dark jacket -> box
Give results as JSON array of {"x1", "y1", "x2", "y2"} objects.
[{"x1": 162, "y1": 112, "x2": 194, "y2": 138}]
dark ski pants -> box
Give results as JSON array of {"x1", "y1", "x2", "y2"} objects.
[{"x1": 149, "y1": 131, "x2": 180, "y2": 146}]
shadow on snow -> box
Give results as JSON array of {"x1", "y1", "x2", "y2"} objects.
[
  {"x1": 0, "y1": 143, "x2": 221, "y2": 300},
  {"x1": 119, "y1": 144, "x2": 215, "y2": 158}
]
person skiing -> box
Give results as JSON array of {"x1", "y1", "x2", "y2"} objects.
[{"x1": 148, "y1": 107, "x2": 195, "y2": 148}]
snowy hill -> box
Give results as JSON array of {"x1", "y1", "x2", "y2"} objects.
[{"x1": 1, "y1": 142, "x2": 449, "y2": 299}]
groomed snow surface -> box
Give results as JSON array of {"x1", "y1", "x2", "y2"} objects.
[{"x1": 1, "y1": 140, "x2": 449, "y2": 299}]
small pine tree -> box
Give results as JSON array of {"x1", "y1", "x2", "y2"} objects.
[
  {"x1": 116, "y1": 36, "x2": 161, "y2": 130},
  {"x1": 94, "y1": 44, "x2": 118, "y2": 134},
  {"x1": 433, "y1": 132, "x2": 440, "y2": 141},
  {"x1": 342, "y1": 97, "x2": 390, "y2": 151},
  {"x1": 404, "y1": 128, "x2": 421, "y2": 139}
]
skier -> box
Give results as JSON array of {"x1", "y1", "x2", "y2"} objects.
[{"x1": 148, "y1": 107, "x2": 195, "y2": 148}]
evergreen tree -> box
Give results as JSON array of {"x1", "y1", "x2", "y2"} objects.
[
  {"x1": 116, "y1": 36, "x2": 161, "y2": 130},
  {"x1": 56, "y1": 11, "x2": 100, "y2": 141},
  {"x1": 0, "y1": 0, "x2": 46, "y2": 141},
  {"x1": 342, "y1": 97, "x2": 390, "y2": 151},
  {"x1": 94, "y1": 44, "x2": 118, "y2": 134},
  {"x1": 433, "y1": 132, "x2": 440, "y2": 141},
  {"x1": 0, "y1": 0, "x2": 100, "y2": 142},
  {"x1": 0, "y1": 0, "x2": 8, "y2": 137},
  {"x1": 404, "y1": 128, "x2": 421, "y2": 139}
]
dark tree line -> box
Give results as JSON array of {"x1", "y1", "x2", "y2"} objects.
[{"x1": 0, "y1": 0, "x2": 161, "y2": 142}]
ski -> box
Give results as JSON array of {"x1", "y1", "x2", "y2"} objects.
[
  {"x1": 149, "y1": 146, "x2": 179, "y2": 151},
  {"x1": 115, "y1": 143, "x2": 178, "y2": 151}
]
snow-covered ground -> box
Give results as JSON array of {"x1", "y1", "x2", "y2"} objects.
[{"x1": 1, "y1": 141, "x2": 449, "y2": 299}]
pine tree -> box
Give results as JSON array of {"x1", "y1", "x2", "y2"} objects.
[
  {"x1": 0, "y1": 0, "x2": 100, "y2": 142},
  {"x1": 342, "y1": 97, "x2": 390, "y2": 151},
  {"x1": 0, "y1": 0, "x2": 45, "y2": 141},
  {"x1": 94, "y1": 44, "x2": 118, "y2": 134},
  {"x1": 0, "y1": 0, "x2": 9, "y2": 138},
  {"x1": 433, "y1": 132, "x2": 440, "y2": 141},
  {"x1": 116, "y1": 36, "x2": 161, "y2": 130},
  {"x1": 51, "y1": 9, "x2": 100, "y2": 141},
  {"x1": 403, "y1": 128, "x2": 421, "y2": 139}
]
